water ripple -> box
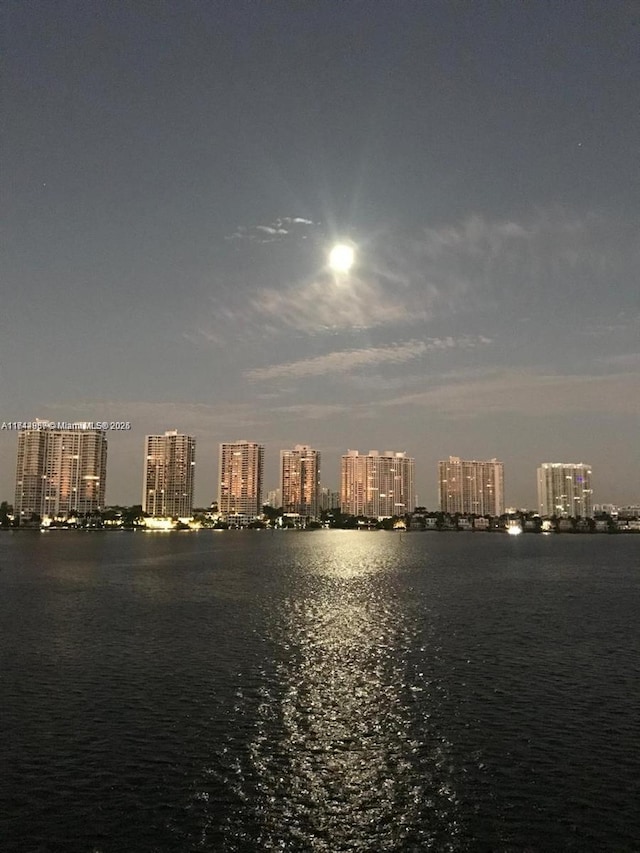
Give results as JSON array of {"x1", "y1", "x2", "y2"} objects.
[{"x1": 1, "y1": 531, "x2": 639, "y2": 851}]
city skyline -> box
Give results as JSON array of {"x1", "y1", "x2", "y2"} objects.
[
  {"x1": 5, "y1": 421, "x2": 636, "y2": 515},
  {"x1": 2, "y1": 3, "x2": 639, "y2": 508},
  {"x1": 7, "y1": 424, "x2": 620, "y2": 516}
]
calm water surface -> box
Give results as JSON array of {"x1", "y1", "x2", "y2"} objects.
[{"x1": 1, "y1": 531, "x2": 638, "y2": 852}]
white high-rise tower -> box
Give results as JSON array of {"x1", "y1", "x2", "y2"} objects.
[{"x1": 537, "y1": 463, "x2": 593, "y2": 517}]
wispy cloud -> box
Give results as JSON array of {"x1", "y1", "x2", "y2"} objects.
[
  {"x1": 377, "y1": 370, "x2": 640, "y2": 417},
  {"x1": 256, "y1": 225, "x2": 288, "y2": 236},
  {"x1": 183, "y1": 327, "x2": 227, "y2": 347},
  {"x1": 584, "y1": 313, "x2": 640, "y2": 338},
  {"x1": 251, "y1": 273, "x2": 422, "y2": 333},
  {"x1": 39, "y1": 400, "x2": 266, "y2": 432},
  {"x1": 225, "y1": 215, "x2": 316, "y2": 243},
  {"x1": 245, "y1": 336, "x2": 490, "y2": 381},
  {"x1": 599, "y1": 353, "x2": 640, "y2": 368},
  {"x1": 198, "y1": 209, "x2": 638, "y2": 354},
  {"x1": 250, "y1": 209, "x2": 638, "y2": 334},
  {"x1": 270, "y1": 402, "x2": 350, "y2": 419}
]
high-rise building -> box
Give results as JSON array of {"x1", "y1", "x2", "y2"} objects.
[
  {"x1": 143, "y1": 430, "x2": 196, "y2": 517},
  {"x1": 218, "y1": 441, "x2": 264, "y2": 521},
  {"x1": 14, "y1": 423, "x2": 107, "y2": 521},
  {"x1": 438, "y1": 456, "x2": 504, "y2": 516},
  {"x1": 537, "y1": 463, "x2": 593, "y2": 518},
  {"x1": 320, "y1": 487, "x2": 340, "y2": 512},
  {"x1": 266, "y1": 488, "x2": 282, "y2": 508},
  {"x1": 281, "y1": 445, "x2": 320, "y2": 518},
  {"x1": 341, "y1": 450, "x2": 415, "y2": 517}
]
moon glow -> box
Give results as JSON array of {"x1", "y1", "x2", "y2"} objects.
[{"x1": 329, "y1": 243, "x2": 355, "y2": 273}]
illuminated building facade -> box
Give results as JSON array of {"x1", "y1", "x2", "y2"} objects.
[
  {"x1": 281, "y1": 445, "x2": 320, "y2": 518},
  {"x1": 219, "y1": 441, "x2": 264, "y2": 521},
  {"x1": 537, "y1": 462, "x2": 593, "y2": 517},
  {"x1": 143, "y1": 430, "x2": 196, "y2": 517},
  {"x1": 14, "y1": 423, "x2": 107, "y2": 521},
  {"x1": 341, "y1": 450, "x2": 415, "y2": 517},
  {"x1": 438, "y1": 456, "x2": 504, "y2": 516}
]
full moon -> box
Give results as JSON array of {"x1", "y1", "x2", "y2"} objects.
[{"x1": 329, "y1": 243, "x2": 355, "y2": 273}]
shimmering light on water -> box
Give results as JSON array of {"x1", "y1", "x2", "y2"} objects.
[
  {"x1": 1, "y1": 531, "x2": 639, "y2": 852},
  {"x1": 230, "y1": 542, "x2": 462, "y2": 851}
]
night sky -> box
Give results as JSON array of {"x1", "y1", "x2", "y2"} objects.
[{"x1": 2, "y1": 1, "x2": 639, "y2": 507}]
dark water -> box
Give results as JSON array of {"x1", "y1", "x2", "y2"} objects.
[{"x1": 1, "y1": 531, "x2": 638, "y2": 853}]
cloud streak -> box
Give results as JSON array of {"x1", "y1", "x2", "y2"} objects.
[
  {"x1": 38, "y1": 400, "x2": 266, "y2": 432},
  {"x1": 226, "y1": 215, "x2": 316, "y2": 243},
  {"x1": 247, "y1": 209, "x2": 638, "y2": 336},
  {"x1": 194, "y1": 209, "x2": 639, "y2": 371},
  {"x1": 250, "y1": 272, "x2": 421, "y2": 333},
  {"x1": 377, "y1": 370, "x2": 640, "y2": 417},
  {"x1": 245, "y1": 337, "x2": 490, "y2": 381}
]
